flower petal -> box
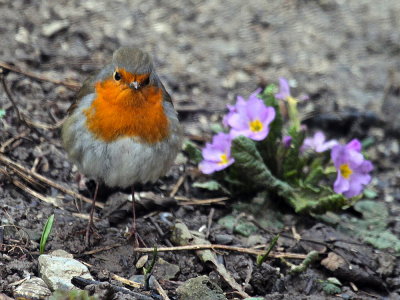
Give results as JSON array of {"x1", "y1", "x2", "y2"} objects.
[
  {"x1": 246, "y1": 97, "x2": 268, "y2": 120},
  {"x1": 227, "y1": 113, "x2": 248, "y2": 130},
  {"x1": 346, "y1": 139, "x2": 362, "y2": 152},
  {"x1": 275, "y1": 77, "x2": 290, "y2": 100},
  {"x1": 249, "y1": 127, "x2": 270, "y2": 141},
  {"x1": 334, "y1": 174, "x2": 350, "y2": 194},
  {"x1": 199, "y1": 160, "x2": 220, "y2": 174},
  {"x1": 344, "y1": 173, "x2": 371, "y2": 198}
]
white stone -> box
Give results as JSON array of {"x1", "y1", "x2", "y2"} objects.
[{"x1": 38, "y1": 254, "x2": 93, "y2": 291}]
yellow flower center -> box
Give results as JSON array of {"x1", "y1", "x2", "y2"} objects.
[
  {"x1": 249, "y1": 119, "x2": 263, "y2": 132},
  {"x1": 339, "y1": 163, "x2": 353, "y2": 179},
  {"x1": 218, "y1": 153, "x2": 229, "y2": 165}
]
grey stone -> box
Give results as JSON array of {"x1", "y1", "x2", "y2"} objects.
[
  {"x1": 246, "y1": 234, "x2": 267, "y2": 247},
  {"x1": 41, "y1": 20, "x2": 69, "y2": 37},
  {"x1": 38, "y1": 254, "x2": 93, "y2": 291},
  {"x1": 13, "y1": 277, "x2": 51, "y2": 300},
  {"x1": 177, "y1": 275, "x2": 227, "y2": 300},
  {"x1": 49, "y1": 249, "x2": 74, "y2": 259},
  {"x1": 129, "y1": 275, "x2": 156, "y2": 289},
  {"x1": 214, "y1": 234, "x2": 233, "y2": 245},
  {"x1": 153, "y1": 258, "x2": 180, "y2": 280}
]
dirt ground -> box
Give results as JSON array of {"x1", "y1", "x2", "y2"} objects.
[{"x1": 1, "y1": 0, "x2": 400, "y2": 299}]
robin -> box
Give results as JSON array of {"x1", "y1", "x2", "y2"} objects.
[{"x1": 61, "y1": 47, "x2": 183, "y2": 246}]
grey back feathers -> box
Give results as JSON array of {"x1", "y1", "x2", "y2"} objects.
[{"x1": 112, "y1": 47, "x2": 153, "y2": 75}]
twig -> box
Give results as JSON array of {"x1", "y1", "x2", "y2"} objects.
[
  {"x1": 174, "y1": 196, "x2": 228, "y2": 205},
  {"x1": 152, "y1": 278, "x2": 170, "y2": 300},
  {"x1": 148, "y1": 217, "x2": 173, "y2": 247},
  {"x1": 135, "y1": 244, "x2": 307, "y2": 259},
  {"x1": 1, "y1": 163, "x2": 46, "y2": 191},
  {"x1": 24, "y1": 117, "x2": 65, "y2": 130},
  {"x1": 71, "y1": 212, "x2": 100, "y2": 221},
  {"x1": 111, "y1": 273, "x2": 143, "y2": 289},
  {"x1": 169, "y1": 174, "x2": 185, "y2": 198},
  {"x1": 206, "y1": 208, "x2": 215, "y2": 239},
  {"x1": 0, "y1": 61, "x2": 80, "y2": 89},
  {"x1": 7, "y1": 174, "x2": 64, "y2": 208},
  {"x1": 0, "y1": 154, "x2": 103, "y2": 208},
  {"x1": 0, "y1": 71, "x2": 25, "y2": 124},
  {"x1": 0, "y1": 69, "x2": 66, "y2": 130},
  {"x1": 0, "y1": 131, "x2": 29, "y2": 153}
]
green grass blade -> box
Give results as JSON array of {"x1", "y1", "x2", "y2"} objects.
[{"x1": 39, "y1": 214, "x2": 55, "y2": 254}]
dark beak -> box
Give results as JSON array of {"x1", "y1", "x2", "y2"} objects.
[{"x1": 130, "y1": 81, "x2": 139, "y2": 89}]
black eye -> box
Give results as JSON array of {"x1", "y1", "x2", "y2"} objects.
[
  {"x1": 113, "y1": 71, "x2": 121, "y2": 81},
  {"x1": 142, "y1": 77, "x2": 150, "y2": 86}
]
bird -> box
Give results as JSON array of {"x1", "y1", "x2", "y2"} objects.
[{"x1": 61, "y1": 47, "x2": 183, "y2": 246}]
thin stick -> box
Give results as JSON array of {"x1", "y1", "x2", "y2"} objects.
[
  {"x1": 174, "y1": 196, "x2": 228, "y2": 205},
  {"x1": 0, "y1": 71, "x2": 67, "y2": 130},
  {"x1": 24, "y1": 117, "x2": 65, "y2": 130},
  {"x1": 153, "y1": 278, "x2": 170, "y2": 300},
  {"x1": 0, "y1": 72, "x2": 24, "y2": 123},
  {"x1": 111, "y1": 273, "x2": 142, "y2": 289},
  {"x1": 0, "y1": 61, "x2": 80, "y2": 89},
  {"x1": 0, "y1": 154, "x2": 103, "y2": 208},
  {"x1": 0, "y1": 131, "x2": 29, "y2": 153},
  {"x1": 10, "y1": 175, "x2": 63, "y2": 208},
  {"x1": 206, "y1": 208, "x2": 215, "y2": 239},
  {"x1": 169, "y1": 174, "x2": 185, "y2": 197},
  {"x1": 135, "y1": 244, "x2": 307, "y2": 259}
]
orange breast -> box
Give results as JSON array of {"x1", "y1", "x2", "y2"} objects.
[{"x1": 83, "y1": 79, "x2": 169, "y2": 144}]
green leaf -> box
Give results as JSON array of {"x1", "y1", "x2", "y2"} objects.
[
  {"x1": 326, "y1": 277, "x2": 342, "y2": 286},
  {"x1": 218, "y1": 215, "x2": 258, "y2": 237},
  {"x1": 363, "y1": 188, "x2": 377, "y2": 199},
  {"x1": 40, "y1": 214, "x2": 55, "y2": 254},
  {"x1": 256, "y1": 234, "x2": 280, "y2": 265},
  {"x1": 210, "y1": 123, "x2": 225, "y2": 133},
  {"x1": 262, "y1": 83, "x2": 278, "y2": 96},
  {"x1": 336, "y1": 200, "x2": 400, "y2": 252},
  {"x1": 257, "y1": 85, "x2": 283, "y2": 173},
  {"x1": 0, "y1": 109, "x2": 5, "y2": 118},
  {"x1": 321, "y1": 281, "x2": 342, "y2": 295},
  {"x1": 183, "y1": 139, "x2": 203, "y2": 164},
  {"x1": 282, "y1": 126, "x2": 305, "y2": 182},
  {"x1": 193, "y1": 180, "x2": 222, "y2": 191},
  {"x1": 288, "y1": 186, "x2": 349, "y2": 214},
  {"x1": 230, "y1": 136, "x2": 294, "y2": 197}
]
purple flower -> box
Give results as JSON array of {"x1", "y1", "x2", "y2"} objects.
[
  {"x1": 331, "y1": 139, "x2": 373, "y2": 198},
  {"x1": 275, "y1": 77, "x2": 291, "y2": 100},
  {"x1": 275, "y1": 77, "x2": 309, "y2": 102},
  {"x1": 223, "y1": 89, "x2": 261, "y2": 127},
  {"x1": 302, "y1": 131, "x2": 338, "y2": 153},
  {"x1": 226, "y1": 90, "x2": 276, "y2": 141},
  {"x1": 199, "y1": 133, "x2": 235, "y2": 174},
  {"x1": 282, "y1": 135, "x2": 292, "y2": 148}
]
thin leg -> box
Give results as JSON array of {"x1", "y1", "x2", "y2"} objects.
[
  {"x1": 131, "y1": 186, "x2": 139, "y2": 248},
  {"x1": 85, "y1": 182, "x2": 99, "y2": 247}
]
